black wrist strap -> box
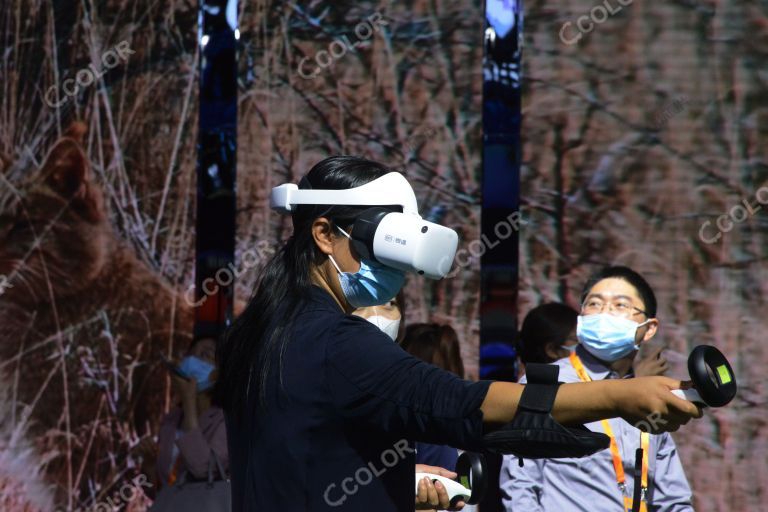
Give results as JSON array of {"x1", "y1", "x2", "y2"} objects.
[
  {"x1": 482, "y1": 363, "x2": 610, "y2": 461},
  {"x1": 518, "y1": 364, "x2": 561, "y2": 413}
]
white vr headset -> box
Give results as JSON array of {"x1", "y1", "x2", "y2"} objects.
[{"x1": 270, "y1": 172, "x2": 458, "y2": 279}]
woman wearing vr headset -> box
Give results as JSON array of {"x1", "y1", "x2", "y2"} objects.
[{"x1": 216, "y1": 156, "x2": 702, "y2": 512}]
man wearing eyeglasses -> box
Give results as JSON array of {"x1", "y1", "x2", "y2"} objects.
[{"x1": 500, "y1": 266, "x2": 694, "y2": 512}]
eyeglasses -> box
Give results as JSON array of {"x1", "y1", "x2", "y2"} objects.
[{"x1": 581, "y1": 297, "x2": 647, "y2": 319}]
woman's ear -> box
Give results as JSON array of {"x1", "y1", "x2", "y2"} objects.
[{"x1": 311, "y1": 217, "x2": 335, "y2": 255}]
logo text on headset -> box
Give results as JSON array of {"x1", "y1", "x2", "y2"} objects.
[{"x1": 384, "y1": 234, "x2": 407, "y2": 246}]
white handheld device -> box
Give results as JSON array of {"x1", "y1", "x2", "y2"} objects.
[
  {"x1": 415, "y1": 474, "x2": 473, "y2": 504},
  {"x1": 414, "y1": 452, "x2": 487, "y2": 506},
  {"x1": 670, "y1": 388, "x2": 705, "y2": 404}
]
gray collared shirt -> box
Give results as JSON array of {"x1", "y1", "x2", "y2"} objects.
[{"x1": 500, "y1": 346, "x2": 694, "y2": 512}]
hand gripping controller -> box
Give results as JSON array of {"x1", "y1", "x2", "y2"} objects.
[
  {"x1": 670, "y1": 345, "x2": 737, "y2": 407},
  {"x1": 414, "y1": 452, "x2": 487, "y2": 507}
]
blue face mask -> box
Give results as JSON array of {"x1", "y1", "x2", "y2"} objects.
[
  {"x1": 576, "y1": 314, "x2": 650, "y2": 362},
  {"x1": 178, "y1": 356, "x2": 216, "y2": 392},
  {"x1": 329, "y1": 227, "x2": 406, "y2": 308}
]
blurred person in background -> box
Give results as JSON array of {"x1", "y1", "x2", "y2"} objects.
[
  {"x1": 517, "y1": 302, "x2": 580, "y2": 366},
  {"x1": 156, "y1": 336, "x2": 229, "y2": 488},
  {"x1": 352, "y1": 292, "x2": 405, "y2": 343},
  {"x1": 501, "y1": 267, "x2": 693, "y2": 512}
]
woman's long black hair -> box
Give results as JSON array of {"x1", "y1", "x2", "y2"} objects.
[{"x1": 215, "y1": 156, "x2": 393, "y2": 420}]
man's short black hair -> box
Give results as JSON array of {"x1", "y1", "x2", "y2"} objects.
[{"x1": 580, "y1": 266, "x2": 657, "y2": 318}]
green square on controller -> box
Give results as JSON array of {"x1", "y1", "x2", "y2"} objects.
[{"x1": 716, "y1": 364, "x2": 732, "y2": 385}]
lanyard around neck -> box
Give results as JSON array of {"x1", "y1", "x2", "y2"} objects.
[{"x1": 569, "y1": 351, "x2": 649, "y2": 499}]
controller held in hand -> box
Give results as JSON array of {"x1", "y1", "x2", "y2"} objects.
[
  {"x1": 670, "y1": 345, "x2": 737, "y2": 408},
  {"x1": 414, "y1": 452, "x2": 487, "y2": 507}
]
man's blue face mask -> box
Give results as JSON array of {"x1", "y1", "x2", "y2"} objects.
[
  {"x1": 178, "y1": 356, "x2": 216, "y2": 392},
  {"x1": 576, "y1": 314, "x2": 650, "y2": 362},
  {"x1": 329, "y1": 226, "x2": 406, "y2": 308}
]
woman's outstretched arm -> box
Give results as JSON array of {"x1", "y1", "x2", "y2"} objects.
[{"x1": 481, "y1": 377, "x2": 702, "y2": 433}]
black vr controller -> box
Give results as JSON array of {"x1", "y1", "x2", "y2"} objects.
[{"x1": 670, "y1": 344, "x2": 737, "y2": 407}]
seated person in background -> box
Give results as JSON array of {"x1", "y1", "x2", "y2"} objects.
[
  {"x1": 518, "y1": 302, "x2": 669, "y2": 377},
  {"x1": 156, "y1": 336, "x2": 229, "y2": 486},
  {"x1": 501, "y1": 266, "x2": 693, "y2": 512}
]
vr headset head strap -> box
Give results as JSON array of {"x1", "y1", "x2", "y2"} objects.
[{"x1": 271, "y1": 172, "x2": 419, "y2": 215}]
